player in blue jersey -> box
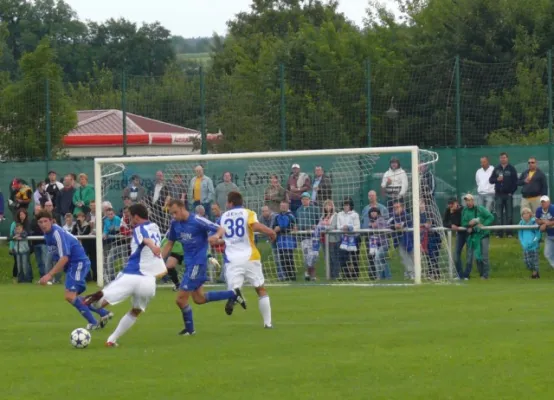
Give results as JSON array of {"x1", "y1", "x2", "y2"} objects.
[
  {"x1": 161, "y1": 199, "x2": 246, "y2": 336},
  {"x1": 83, "y1": 204, "x2": 168, "y2": 347},
  {"x1": 37, "y1": 210, "x2": 111, "y2": 330}
]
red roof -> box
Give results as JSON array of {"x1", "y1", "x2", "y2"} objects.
[{"x1": 70, "y1": 109, "x2": 199, "y2": 135}]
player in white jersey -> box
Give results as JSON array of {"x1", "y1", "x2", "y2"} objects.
[
  {"x1": 218, "y1": 191, "x2": 277, "y2": 328},
  {"x1": 83, "y1": 204, "x2": 167, "y2": 347}
]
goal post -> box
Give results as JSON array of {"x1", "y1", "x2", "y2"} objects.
[{"x1": 94, "y1": 146, "x2": 452, "y2": 287}]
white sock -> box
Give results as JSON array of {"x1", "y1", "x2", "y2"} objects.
[
  {"x1": 258, "y1": 296, "x2": 272, "y2": 326},
  {"x1": 107, "y1": 312, "x2": 137, "y2": 343}
]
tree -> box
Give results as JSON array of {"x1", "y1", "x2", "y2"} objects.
[{"x1": 0, "y1": 38, "x2": 76, "y2": 160}]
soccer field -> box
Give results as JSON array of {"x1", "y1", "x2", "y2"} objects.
[{"x1": 2, "y1": 282, "x2": 554, "y2": 400}]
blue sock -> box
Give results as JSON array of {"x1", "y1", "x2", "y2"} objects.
[
  {"x1": 72, "y1": 297, "x2": 98, "y2": 325},
  {"x1": 204, "y1": 290, "x2": 236, "y2": 303},
  {"x1": 87, "y1": 303, "x2": 109, "y2": 318},
  {"x1": 181, "y1": 305, "x2": 194, "y2": 333}
]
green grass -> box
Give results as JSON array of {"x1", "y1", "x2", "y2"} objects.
[
  {"x1": 177, "y1": 52, "x2": 211, "y2": 64},
  {"x1": 2, "y1": 281, "x2": 554, "y2": 400}
]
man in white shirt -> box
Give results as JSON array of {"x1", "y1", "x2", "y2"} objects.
[{"x1": 475, "y1": 157, "x2": 495, "y2": 212}]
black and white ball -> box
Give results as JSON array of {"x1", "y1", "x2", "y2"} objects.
[{"x1": 70, "y1": 328, "x2": 91, "y2": 349}]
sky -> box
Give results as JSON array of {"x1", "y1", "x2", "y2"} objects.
[{"x1": 65, "y1": 0, "x2": 399, "y2": 38}]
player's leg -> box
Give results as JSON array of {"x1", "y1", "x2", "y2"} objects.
[
  {"x1": 246, "y1": 261, "x2": 272, "y2": 328},
  {"x1": 176, "y1": 289, "x2": 195, "y2": 335},
  {"x1": 64, "y1": 263, "x2": 105, "y2": 329},
  {"x1": 106, "y1": 275, "x2": 155, "y2": 346},
  {"x1": 165, "y1": 254, "x2": 181, "y2": 291},
  {"x1": 223, "y1": 264, "x2": 247, "y2": 316}
]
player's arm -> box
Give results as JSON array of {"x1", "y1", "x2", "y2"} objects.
[
  {"x1": 208, "y1": 226, "x2": 226, "y2": 246},
  {"x1": 161, "y1": 240, "x2": 174, "y2": 259},
  {"x1": 44, "y1": 256, "x2": 69, "y2": 280},
  {"x1": 252, "y1": 222, "x2": 276, "y2": 241},
  {"x1": 143, "y1": 238, "x2": 161, "y2": 257}
]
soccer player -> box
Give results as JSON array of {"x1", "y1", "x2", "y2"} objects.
[
  {"x1": 37, "y1": 210, "x2": 111, "y2": 330},
  {"x1": 83, "y1": 204, "x2": 167, "y2": 347},
  {"x1": 162, "y1": 199, "x2": 245, "y2": 336},
  {"x1": 220, "y1": 191, "x2": 277, "y2": 328}
]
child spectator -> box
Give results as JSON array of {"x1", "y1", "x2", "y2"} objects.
[
  {"x1": 389, "y1": 201, "x2": 414, "y2": 280},
  {"x1": 62, "y1": 213, "x2": 75, "y2": 233},
  {"x1": 272, "y1": 200, "x2": 297, "y2": 281},
  {"x1": 11, "y1": 224, "x2": 32, "y2": 283},
  {"x1": 365, "y1": 207, "x2": 390, "y2": 280},
  {"x1": 336, "y1": 197, "x2": 361, "y2": 280},
  {"x1": 518, "y1": 207, "x2": 541, "y2": 279},
  {"x1": 119, "y1": 207, "x2": 132, "y2": 236}
]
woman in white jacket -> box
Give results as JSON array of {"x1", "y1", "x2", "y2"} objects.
[
  {"x1": 336, "y1": 197, "x2": 361, "y2": 280},
  {"x1": 381, "y1": 157, "x2": 409, "y2": 214}
]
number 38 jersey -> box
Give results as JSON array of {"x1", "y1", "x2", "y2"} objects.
[{"x1": 220, "y1": 207, "x2": 261, "y2": 264}]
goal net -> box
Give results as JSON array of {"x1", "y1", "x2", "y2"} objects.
[{"x1": 94, "y1": 147, "x2": 456, "y2": 287}]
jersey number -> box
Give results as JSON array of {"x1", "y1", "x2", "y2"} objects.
[
  {"x1": 149, "y1": 232, "x2": 161, "y2": 246},
  {"x1": 224, "y1": 217, "x2": 245, "y2": 238}
]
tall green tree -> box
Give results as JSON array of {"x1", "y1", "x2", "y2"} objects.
[{"x1": 0, "y1": 38, "x2": 76, "y2": 160}]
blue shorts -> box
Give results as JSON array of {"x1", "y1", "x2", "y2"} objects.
[
  {"x1": 65, "y1": 261, "x2": 91, "y2": 294},
  {"x1": 179, "y1": 264, "x2": 207, "y2": 292}
]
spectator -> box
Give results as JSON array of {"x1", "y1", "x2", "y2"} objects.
[
  {"x1": 361, "y1": 190, "x2": 389, "y2": 227},
  {"x1": 189, "y1": 165, "x2": 215, "y2": 219},
  {"x1": 102, "y1": 207, "x2": 121, "y2": 240},
  {"x1": 475, "y1": 156, "x2": 495, "y2": 212},
  {"x1": 11, "y1": 223, "x2": 31, "y2": 283},
  {"x1": 461, "y1": 194, "x2": 494, "y2": 280},
  {"x1": 518, "y1": 207, "x2": 541, "y2": 279},
  {"x1": 419, "y1": 164, "x2": 436, "y2": 206},
  {"x1": 62, "y1": 213, "x2": 75, "y2": 233},
  {"x1": 272, "y1": 200, "x2": 297, "y2": 281},
  {"x1": 195, "y1": 204, "x2": 206, "y2": 217},
  {"x1": 164, "y1": 174, "x2": 188, "y2": 210},
  {"x1": 287, "y1": 163, "x2": 311, "y2": 214},
  {"x1": 311, "y1": 166, "x2": 332, "y2": 205},
  {"x1": 122, "y1": 175, "x2": 146, "y2": 204},
  {"x1": 489, "y1": 152, "x2": 518, "y2": 238},
  {"x1": 337, "y1": 197, "x2": 361, "y2": 280},
  {"x1": 9, "y1": 209, "x2": 32, "y2": 283},
  {"x1": 264, "y1": 174, "x2": 287, "y2": 213},
  {"x1": 45, "y1": 170, "x2": 63, "y2": 205},
  {"x1": 390, "y1": 201, "x2": 414, "y2": 280},
  {"x1": 119, "y1": 197, "x2": 132, "y2": 217},
  {"x1": 365, "y1": 207, "x2": 390, "y2": 280},
  {"x1": 381, "y1": 157, "x2": 408, "y2": 214},
  {"x1": 9, "y1": 178, "x2": 32, "y2": 214},
  {"x1": 519, "y1": 157, "x2": 548, "y2": 213},
  {"x1": 215, "y1": 172, "x2": 239, "y2": 212},
  {"x1": 258, "y1": 205, "x2": 281, "y2": 279},
  {"x1": 73, "y1": 173, "x2": 94, "y2": 215},
  {"x1": 320, "y1": 200, "x2": 340, "y2": 279},
  {"x1": 30, "y1": 205, "x2": 48, "y2": 279},
  {"x1": 70, "y1": 173, "x2": 79, "y2": 188},
  {"x1": 211, "y1": 204, "x2": 223, "y2": 224},
  {"x1": 88, "y1": 200, "x2": 97, "y2": 232},
  {"x1": 43, "y1": 200, "x2": 59, "y2": 222},
  {"x1": 536, "y1": 195, "x2": 554, "y2": 269},
  {"x1": 72, "y1": 212, "x2": 95, "y2": 282},
  {"x1": 443, "y1": 198, "x2": 465, "y2": 279},
  {"x1": 55, "y1": 174, "x2": 76, "y2": 222},
  {"x1": 295, "y1": 192, "x2": 321, "y2": 281},
  {"x1": 33, "y1": 181, "x2": 50, "y2": 208},
  {"x1": 420, "y1": 203, "x2": 442, "y2": 280},
  {"x1": 119, "y1": 207, "x2": 132, "y2": 236}
]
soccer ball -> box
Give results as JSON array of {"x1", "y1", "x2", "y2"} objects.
[{"x1": 70, "y1": 328, "x2": 91, "y2": 349}]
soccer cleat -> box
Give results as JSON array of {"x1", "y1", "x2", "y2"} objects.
[
  {"x1": 86, "y1": 320, "x2": 106, "y2": 331},
  {"x1": 105, "y1": 341, "x2": 119, "y2": 347},
  {"x1": 225, "y1": 298, "x2": 235, "y2": 316},
  {"x1": 233, "y1": 288, "x2": 247, "y2": 310},
  {"x1": 172, "y1": 284, "x2": 179, "y2": 292},
  {"x1": 264, "y1": 324, "x2": 273, "y2": 329},
  {"x1": 178, "y1": 329, "x2": 196, "y2": 336}
]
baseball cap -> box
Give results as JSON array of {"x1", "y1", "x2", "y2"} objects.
[
  {"x1": 463, "y1": 193, "x2": 474, "y2": 201},
  {"x1": 291, "y1": 163, "x2": 300, "y2": 169},
  {"x1": 301, "y1": 192, "x2": 311, "y2": 198},
  {"x1": 540, "y1": 195, "x2": 550, "y2": 202}
]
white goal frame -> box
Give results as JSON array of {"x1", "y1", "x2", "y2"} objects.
[{"x1": 94, "y1": 146, "x2": 422, "y2": 287}]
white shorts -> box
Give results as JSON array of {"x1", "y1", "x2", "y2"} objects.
[
  {"x1": 225, "y1": 261, "x2": 265, "y2": 290},
  {"x1": 101, "y1": 273, "x2": 156, "y2": 312}
]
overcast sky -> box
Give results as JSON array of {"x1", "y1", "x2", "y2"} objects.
[{"x1": 65, "y1": 0, "x2": 399, "y2": 38}]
